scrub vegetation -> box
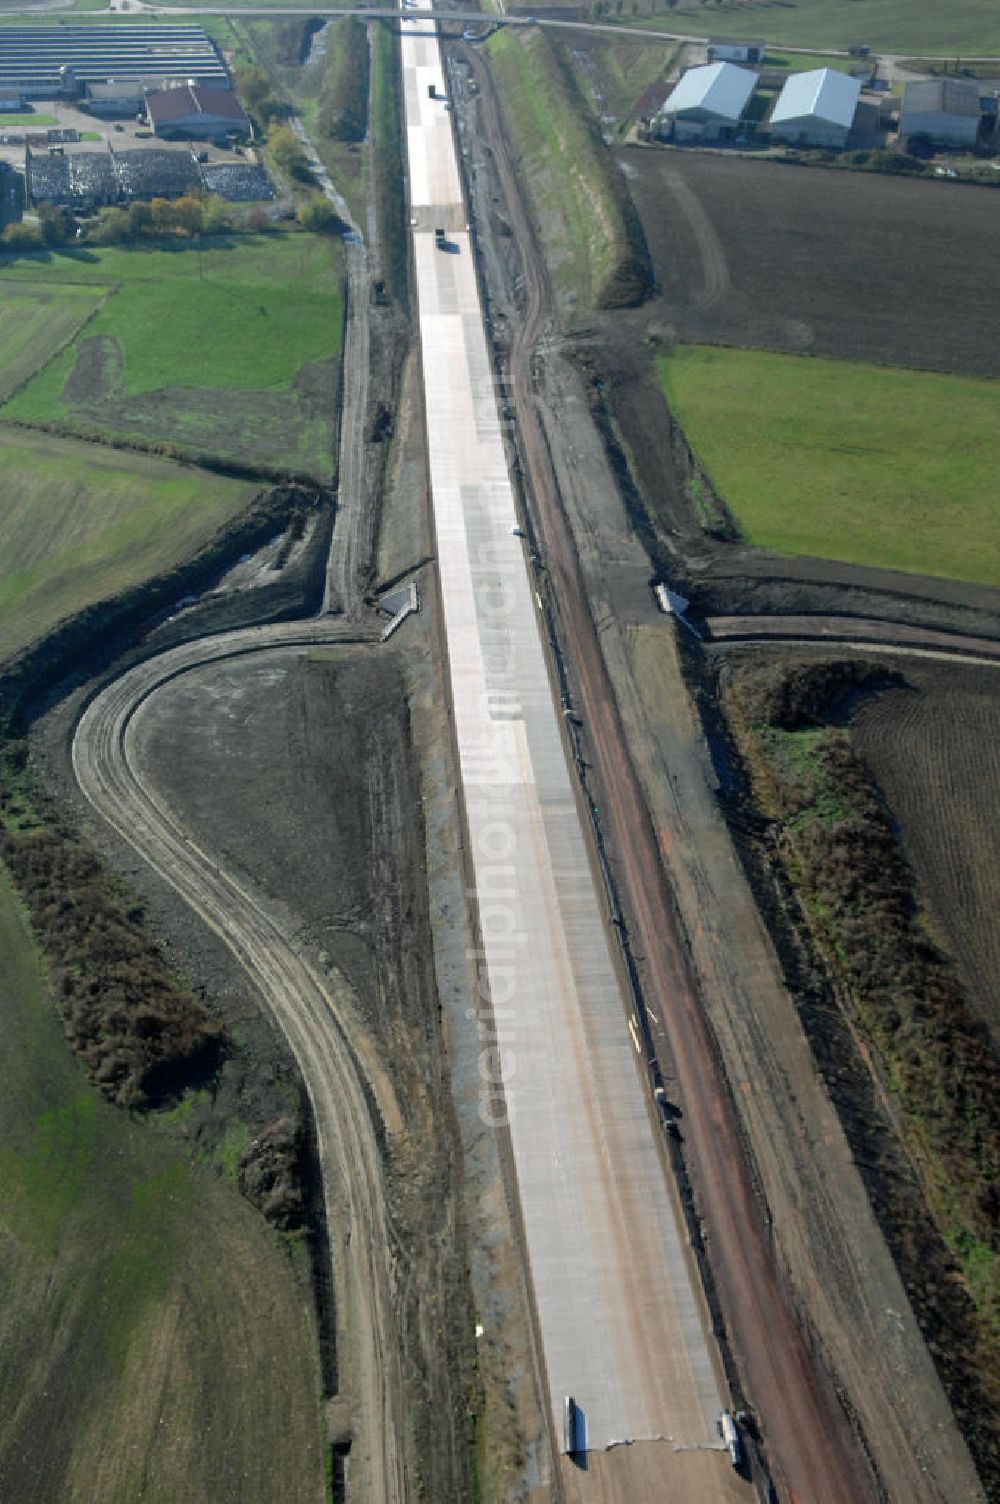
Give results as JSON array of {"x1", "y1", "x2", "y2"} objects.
[
  {"x1": 485, "y1": 26, "x2": 651, "y2": 315},
  {"x1": 723, "y1": 656, "x2": 1000, "y2": 1485},
  {"x1": 0, "y1": 429, "x2": 255, "y2": 664},
  {"x1": 659, "y1": 346, "x2": 1000, "y2": 587},
  {"x1": 0, "y1": 866, "x2": 325, "y2": 1504},
  {"x1": 0, "y1": 234, "x2": 344, "y2": 475}
]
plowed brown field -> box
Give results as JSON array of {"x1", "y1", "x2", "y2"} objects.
[
  {"x1": 852, "y1": 662, "x2": 1000, "y2": 1048},
  {"x1": 612, "y1": 149, "x2": 1000, "y2": 377}
]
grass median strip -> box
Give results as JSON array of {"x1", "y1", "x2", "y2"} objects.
[{"x1": 659, "y1": 345, "x2": 1000, "y2": 587}]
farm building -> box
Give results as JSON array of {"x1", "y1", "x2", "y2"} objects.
[
  {"x1": 0, "y1": 91, "x2": 23, "y2": 112},
  {"x1": 707, "y1": 38, "x2": 765, "y2": 65},
  {"x1": 899, "y1": 79, "x2": 982, "y2": 147},
  {"x1": 770, "y1": 68, "x2": 861, "y2": 147},
  {"x1": 658, "y1": 62, "x2": 757, "y2": 142},
  {"x1": 0, "y1": 25, "x2": 228, "y2": 101},
  {"x1": 85, "y1": 80, "x2": 147, "y2": 118},
  {"x1": 146, "y1": 84, "x2": 250, "y2": 144}
]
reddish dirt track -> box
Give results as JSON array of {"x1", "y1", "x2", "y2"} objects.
[{"x1": 467, "y1": 46, "x2": 881, "y2": 1504}]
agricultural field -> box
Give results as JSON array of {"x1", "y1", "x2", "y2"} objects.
[
  {"x1": 852, "y1": 661, "x2": 1000, "y2": 1048},
  {"x1": 0, "y1": 429, "x2": 256, "y2": 662},
  {"x1": 615, "y1": 151, "x2": 1000, "y2": 378},
  {"x1": 0, "y1": 282, "x2": 104, "y2": 402},
  {"x1": 0, "y1": 868, "x2": 325, "y2": 1503},
  {"x1": 659, "y1": 346, "x2": 1000, "y2": 586},
  {"x1": 602, "y1": 0, "x2": 1000, "y2": 56},
  {"x1": 0, "y1": 234, "x2": 344, "y2": 475}
]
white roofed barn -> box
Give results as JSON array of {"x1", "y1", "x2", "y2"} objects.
[
  {"x1": 770, "y1": 68, "x2": 861, "y2": 148},
  {"x1": 658, "y1": 61, "x2": 757, "y2": 142}
]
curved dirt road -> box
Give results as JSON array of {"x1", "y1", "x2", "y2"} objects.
[{"x1": 72, "y1": 621, "x2": 415, "y2": 1504}]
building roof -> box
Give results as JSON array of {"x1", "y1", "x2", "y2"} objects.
[
  {"x1": 771, "y1": 68, "x2": 861, "y2": 128},
  {"x1": 87, "y1": 79, "x2": 146, "y2": 100},
  {"x1": 661, "y1": 61, "x2": 757, "y2": 122},
  {"x1": 146, "y1": 84, "x2": 247, "y2": 126},
  {"x1": 901, "y1": 79, "x2": 982, "y2": 118},
  {"x1": 0, "y1": 25, "x2": 228, "y2": 90}
]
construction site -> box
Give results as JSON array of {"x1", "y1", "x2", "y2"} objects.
[{"x1": 0, "y1": 6, "x2": 998, "y2": 1504}]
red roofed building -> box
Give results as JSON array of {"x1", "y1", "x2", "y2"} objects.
[{"x1": 146, "y1": 83, "x2": 250, "y2": 143}]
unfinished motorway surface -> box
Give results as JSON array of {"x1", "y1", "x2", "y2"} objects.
[{"x1": 402, "y1": 18, "x2": 747, "y2": 1501}]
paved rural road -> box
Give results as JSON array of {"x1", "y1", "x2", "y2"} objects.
[
  {"x1": 71, "y1": 620, "x2": 416, "y2": 1504},
  {"x1": 463, "y1": 38, "x2": 882, "y2": 1504}
]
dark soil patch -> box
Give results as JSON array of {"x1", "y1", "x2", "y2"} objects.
[
  {"x1": 61, "y1": 334, "x2": 122, "y2": 405},
  {"x1": 69, "y1": 384, "x2": 335, "y2": 476},
  {"x1": 610, "y1": 149, "x2": 1000, "y2": 377},
  {"x1": 851, "y1": 660, "x2": 1000, "y2": 1052}
]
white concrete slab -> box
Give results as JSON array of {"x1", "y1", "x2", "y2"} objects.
[{"x1": 402, "y1": 18, "x2": 724, "y2": 1454}]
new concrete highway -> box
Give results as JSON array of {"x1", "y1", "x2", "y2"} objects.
[{"x1": 401, "y1": 17, "x2": 747, "y2": 1497}]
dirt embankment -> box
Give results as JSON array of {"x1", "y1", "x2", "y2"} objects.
[
  {"x1": 712, "y1": 652, "x2": 1000, "y2": 1492},
  {"x1": 132, "y1": 645, "x2": 475, "y2": 1501},
  {"x1": 0, "y1": 482, "x2": 333, "y2": 730}
]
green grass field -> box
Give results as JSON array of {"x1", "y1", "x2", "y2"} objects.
[
  {"x1": 0, "y1": 234, "x2": 343, "y2": 475},
  {"x1": 659, "y1": 346, "x2": 1000, "y2": 587},
  {"x1": 0, "y1": 111, "x2": 56, "y2": 125},
  {"x1": 624, "y1": 0, "x2": 1000, "y2": 57},
  {"x1": 0, "y1": 282, "x2": 104, "y2": 402},
  {"x1": 0, "y1": 868, "x2": 325, "y2": 1502},
  {"x1": 0, "y1": 429, "x2": 256, "y2": 662},
  {"x1": 762, "y1": 51, "x2": 860, "y2": 73}
]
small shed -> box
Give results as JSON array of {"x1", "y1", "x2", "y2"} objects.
[
  {"x1": 770, "y1": 68, "x2": 861, "y2": 147},
  {"x1": 658, "y1": 62, "x2": 757, "y2": 143},
  {"x1": 899, "y1": 79, "x2": 982, "y2": 147},
  {"x1": 707, "y1": 38, "x2": 765, "y2": 65}
]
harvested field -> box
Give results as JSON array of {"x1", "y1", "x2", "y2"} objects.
[
  {"x1": 0, "y1": 282, "x2": 104, "y2": 401},
  {"x1": 613, "y1": 150, "x2": 1000, "y2": 378},
  {"x1": 0, "y1": 428, "x2": 255, "y2": 664},
  {"x1": 0, "y1": 235, "x2": 343, "y2": 475},
  {"x1": 659, "y1": 345, "x2": 1000, "y2": 586},
  {"x1": 852, "y1": 661, "x2": 1000, "y2": 1050},
  {"x1": 0, "y1": 867, "x2": 325, "y2": 1504}
]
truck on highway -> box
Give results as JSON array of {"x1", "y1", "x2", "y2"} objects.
[
  {"x1": 563, "y1": 1395, "x2": 578, "y2": 1456},
  {"x1": 719, "y1": 1409, "x2": 744, "y2": 1469}
]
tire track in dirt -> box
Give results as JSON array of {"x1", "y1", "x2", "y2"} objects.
[
  {"x1": 72, "y1": 621, "x2": 416, "y2": 1504},
  {"x1": 660, "y1": 168, "x2": 729, "y2": 311}
]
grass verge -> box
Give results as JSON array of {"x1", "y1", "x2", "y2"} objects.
[
  {"x1": 0, "y1": 234, "x2": 344, "y2": 475},
  {"x1": 485, "y1": 26, "x2": 651, "y2": 316},
  {"x1": 0, "y1": 864, "x2": 325, "y2": 1502},
  {"x1": 0, "y1": 428, "x2": 256, "y2": 664},
  {"x1": 659, "y1": 345, "x2": 1000, "y2": 587},
  {"x1": 371, "y1": 19, "x2": 407, "y2": 306}
]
